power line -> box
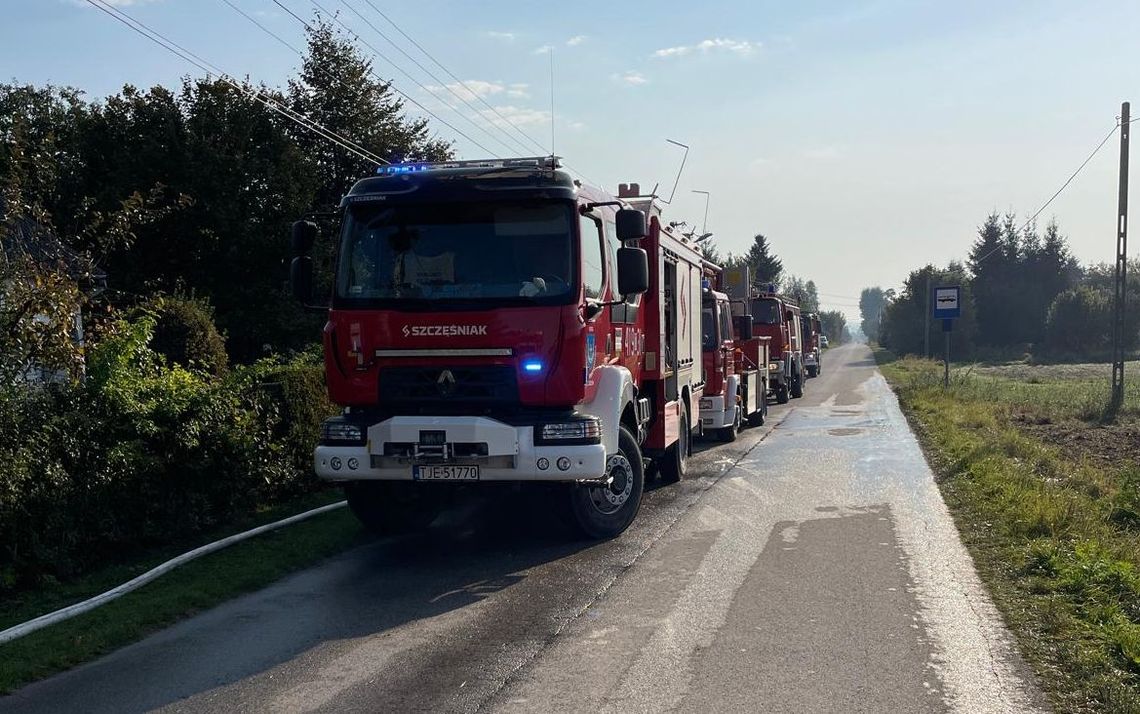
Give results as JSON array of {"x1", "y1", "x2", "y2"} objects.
[
  {"x1": 349, "y1": 0, "x2": 599, "y2": 187},
  {"x1": 301, "y1": 0, "x2": 503, "y2": 158},
  {"x1": 335, "y1": 0, "x2": 531, "y2": 157},
  {"x1": 86, "y1": 0, "x2": 388, "y2": 167},
  {"x1": 358, "y1": 0, "x2": 548, "y2": 156},
  {"x1": 974, "y1": 120, "x2": 1121, "y2": 266}
]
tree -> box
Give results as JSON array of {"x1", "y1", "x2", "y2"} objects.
[
  {"x1": 698, "y1": 239, "x2": 721, "y2": 264},
  {"x1": 859, "y1": 287, "x2": 888, "y2": 342},
  {"x1": 819, "y1": 310, "x2": 849, "y2": 344},
  {"x1": 744, "y1": 234, "x2": 782, "y2": 288},
  {"x1": 783, "y1": 275, "x2": 819, "y2": 313},
  {"x1": 288, "y1": 18, "x2": 451, "y2": 210},
  {"x1": 880, "y1": 262, "x2": 977, "y2": 358}
]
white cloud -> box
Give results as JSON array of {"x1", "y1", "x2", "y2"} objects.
[
  {"x1": 533, "y1": 44, "x2": 553, "y2": 55},
  {"x1": 652, "y1": 38, "x2": 759, "y2": 59},
  {"x1": 483, "y1": 105, "x2": 550, "y2": 129},
  {"x1": 612, "y1": 70, "x2": 648, "y2": 86},
  {"x1": 506, "y1": 83, "x2": 530, "y2": 98},
  {"x1": 101, "y1": 0, "x2": 159, "y2": 4},
  {"x1": 567, "y1": 120, "x2": 587, "y2": 131},
  {"x1": 486, "y1": 31, "x2": 516, "y2": 42},
  {"x1": 566, "y1": 35, "x2": 587, "y2": 47},
  {"x1": 423, "y1": 79, "x2": 508, "y2": 103}
]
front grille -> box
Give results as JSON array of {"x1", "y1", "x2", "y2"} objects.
[{"x1": 379, "y1": 365, "x2": 519, "y2": 410}]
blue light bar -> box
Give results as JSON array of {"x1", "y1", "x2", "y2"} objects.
[{"x1": 522, "y1": 360, "x2": 543, "y2": 373}]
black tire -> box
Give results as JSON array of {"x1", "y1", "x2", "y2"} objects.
[
  {"x1": 567, "y1": 426, "x2": 644, "y2": 539},
  {"x1": 790, "y1": 370, "x2": 804, "y2": 399},
  {"x1": 659, "y1": 402, "x2": 691, "y2": 483},
  {"x1": 807, "y1": 365, "x2": 819, "y2": 378},
  {"x1": 775, "y1": 382, "x2": 790, "y2": 404},
  {"x1": 716, "y1": 402, "x2": 740, "y2": 442},
  {"x1": 345, "y1": 481, "x2": 441, "y2": 536}
]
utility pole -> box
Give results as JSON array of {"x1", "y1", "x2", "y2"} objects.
[
  {"x1": 924, "y1": 273, "x2": 931, "y2": 358},
  {"x1": 1112, "y1": 102, "x2": 1130, "y2": 409}
]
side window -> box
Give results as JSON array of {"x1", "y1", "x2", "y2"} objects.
[
  {"x1": 719, "y1": 303, "x2": 732, "y2": 345},
  {"x1": 580, "y1": 214, "x2": 604, "y2": 299},
  {"x1": 603, "y1": 219, "x2": 619, "y2": 294}
]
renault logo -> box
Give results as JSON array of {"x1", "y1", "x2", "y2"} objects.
[{"x1": 436, "y1": 369, "x2": 456, "y2": 396}]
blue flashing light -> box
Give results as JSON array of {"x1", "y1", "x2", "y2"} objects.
[
  {"x1": 701, "y1": 278, "x2": 711, "y2": 290},
  {"x1": 522, "y1": 360, "x2": 543, "y2": 373},
  {"x1": 377, "y1": 163, "x2": 428, "y2": 175}
]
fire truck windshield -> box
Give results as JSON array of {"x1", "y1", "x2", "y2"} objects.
[
  {"x1": 751, "y1": 298, "x2": 782, "y2": 325},
  {"x1": 336, "y1": 201, "x2": 575, "y2": 305}
]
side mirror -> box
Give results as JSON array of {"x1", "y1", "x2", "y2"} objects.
[
  {"x1": 617, "y1": 246, "x2": 649, "y2": 296},
  {"x1": 291, "y1": 220, "x2": 318, "y2": 255},
  {"x1": 290, "y1": 255, "x2": 314, "y2": 303},
  {"x1": 733, "y1": 315, "x2": 754, "y2": 341},
  {"x1": 615, "y1": 209, "x2": 647, "y2": 241}
]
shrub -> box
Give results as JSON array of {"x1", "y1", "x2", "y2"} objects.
[
  {"x1": 145, "y1": 295, "x2": 229, "y2": 376},
  {"x1": 0, "y1": 318, "x2": 329, "y2": 593}
]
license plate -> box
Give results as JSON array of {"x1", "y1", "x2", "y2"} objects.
[{"x1": 413, "y1": 465, "x2": 480, "y2": 481}]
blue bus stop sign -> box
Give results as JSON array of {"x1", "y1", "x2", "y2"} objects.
[{"x1": 932, "y1": 285, "x2": 961, "y2": 320}]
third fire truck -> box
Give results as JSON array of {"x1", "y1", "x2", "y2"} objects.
[{"x1": 751, "y1": 288, "x2": 804, "y2": 403}]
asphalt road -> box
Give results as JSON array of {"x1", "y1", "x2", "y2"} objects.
[{"x1": 2, "y1": 343, "x2": 1047, "y2": 713}]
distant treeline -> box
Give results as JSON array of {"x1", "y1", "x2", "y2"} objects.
[{"x1": 860, "y1": 213, "x2": 1139, "y2": 361}]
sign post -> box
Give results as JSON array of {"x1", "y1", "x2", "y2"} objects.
[{"x1": 932, "y1": 286, "x2": 961, "y2": 388}]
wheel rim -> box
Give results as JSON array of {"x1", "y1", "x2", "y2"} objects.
[{"x1": 587, "y1": 453, "x2": 635, "y2": 515}]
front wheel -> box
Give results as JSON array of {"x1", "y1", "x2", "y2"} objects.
[
  {"x1": 790, "y1": 371, "x2": 804, "y2": 399},
  {"x1": 775, "y1": 382, "x2": 790, "y2": 404},
  {"x1": 567, "y1": 426, "x2": 644, "y2": 539}
]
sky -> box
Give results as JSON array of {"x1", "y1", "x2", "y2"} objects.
[{"x1": 3, "y1": 0, "x2": 1139, "y2": 325}]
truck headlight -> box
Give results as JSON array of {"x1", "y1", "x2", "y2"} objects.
[
  {"x1": 768, "y1": 363, "x2": 779, "y2": 371},
  {"x1": 536, "y1": 418, "x2": 602, "y2": 445},
  {"x1": 320, "y1": 419, "x2": 365, "y2": 445}
]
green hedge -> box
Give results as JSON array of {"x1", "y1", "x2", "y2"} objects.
[{"x1": 0, "y1": 318, "x2": 335, "y2": 593}]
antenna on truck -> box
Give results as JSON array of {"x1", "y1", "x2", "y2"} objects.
[
  {"x1": 548, "y1": 47, "x2": 556, "y2": 158},
  {"x1": 663, "y1": 139, "x2": 689, "y2": 204}
]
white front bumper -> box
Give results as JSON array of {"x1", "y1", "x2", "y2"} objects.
[{"x1": 315, "y1": 415, "x2": 607, "y2": 482}]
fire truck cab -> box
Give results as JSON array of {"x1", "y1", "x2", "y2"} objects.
[
  {"x1": 289, "y1": 159, "x2": 703, "y2": 540},
  {"x1": 751, "y1": 290, "x2": 804, "y2": 404}
]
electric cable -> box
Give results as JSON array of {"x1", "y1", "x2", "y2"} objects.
[
  {"x1": 356, "y1": 0, "x2": 547, "y2": 156},
  {"x1": 336, "y1": 0, "x2": 532, "y2": 157},
  {"x1": 87, "y1": 0, "x2": 388, "y2": 166},
  {"x1": 974, "y1": 120, "x2": 1121, "y2": 266},
  {"x1": 303, "y1": 0, "x2": 503, "y2": 158}
]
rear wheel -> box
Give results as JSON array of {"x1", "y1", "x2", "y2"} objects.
[
  {"x1": 790, "y1": 370, "x2": 804, "y2": 398},
  {"x1": 567, "y1": 426, "x2": 644, "y2": 539},
  {"x1": 345, "y1": 481, "x2": 442, "y2": 536},
  {"x1": 659, "y1": 403, "x2": 691, "y2": 483},
  {"x1": 775, "y1": 382, "x2": 790, "y2": 404},
  {"x1": 807, "y1": 365, "x2": 819, "y2": 378}
]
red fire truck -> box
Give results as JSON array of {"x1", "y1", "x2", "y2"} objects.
[
  {"x1": 751, "y1": 288, "x2": 804, "y2": 403},
  {"x1": 289, "y1": 159, "x2": 704, "y2": 539},
  {"x1": 802, "y1": 313, "x2": 822, "y2": 378},
  {"x1": 698, "y1": 264, "x2": 769, "y2": 441}
]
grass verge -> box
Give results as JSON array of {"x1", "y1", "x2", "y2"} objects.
[
  {"x1": 874, "y1": 348, "x2": 1140, "y2": 713},
  {"x1": 0, "y1": 490, "x2": 362, "y2": 694}
]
